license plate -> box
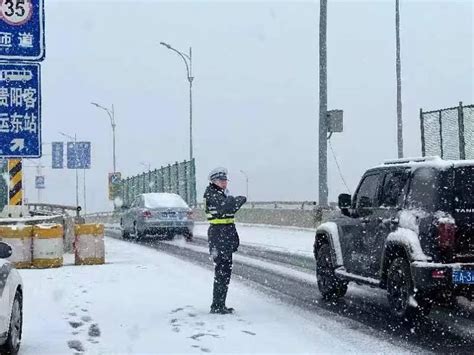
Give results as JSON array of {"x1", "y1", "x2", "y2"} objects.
[{"x1": 452, "y1": 270, "x2": 474, "y2": 284}]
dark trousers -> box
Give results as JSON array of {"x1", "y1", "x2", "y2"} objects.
[{"x1": 211, "y1": 251, "x2": 233, "y2": 309}]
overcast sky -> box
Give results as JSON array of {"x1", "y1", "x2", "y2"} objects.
[{"x1": 22, "y1": 0, "x2": 473, "y2": 212}]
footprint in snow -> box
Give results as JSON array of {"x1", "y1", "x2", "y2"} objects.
[
  {"x1": 81, "y1": 315, "x2": 92, "y2": 323},
  {"x1": 69, "y1": 321, "x2": 84, "y2": 329},
  {"x1": 67, "y1": 340, "x2": 85, "y2": 352},
  {"x1": 242, "y1": 330, "x2": 256, "y2": 336},
  {"x1": 190, "y1": 333, "x2": 219, "y2": 341},
  {"x1": 200, "y1": 348, "x2": 211, "y2": 353},
  {"x1": 88, "y1": 324, "x2": 101, "y2": 338},
  {"x1": 171, "y1": 307, "x2": 184, "y2": 314},
  {"x1": 188, "y1": 313, "x2": 197, "y2": 318}
]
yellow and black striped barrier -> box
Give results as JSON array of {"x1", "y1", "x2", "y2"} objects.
[{"x1": 8, "y1": 159, "x2": 22, "y2": 206}]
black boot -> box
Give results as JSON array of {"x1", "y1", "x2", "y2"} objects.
[
  {"x1": 210, "y1": 306, "x2": 233, "y2": 314},
  {"x1": 223, "y1": 306, "x2": 235, "y2": 313}
]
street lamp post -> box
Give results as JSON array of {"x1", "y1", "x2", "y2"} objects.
[
  {"x1": 160, "y1": 42, "x2": 194, "y2": 162},
  {"x1": 140, "y1": 161, "x2": 152, "y2": 171},
  {"x1": 91, "y1": 102, "x2": 117, "y2": 173},
  {"x1": 160, "y1": 41, "x2": 196, "y2": 206},
  {"x1": 240, "y1": 170, "x2": 249, "y2": 200}
]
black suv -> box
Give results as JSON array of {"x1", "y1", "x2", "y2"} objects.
[{"x1": 314, "y1": 157, "x2": 474, "y2": 318}]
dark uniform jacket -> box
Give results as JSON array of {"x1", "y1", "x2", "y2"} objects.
[{"x1": 204, "y1": 183, "x2": 247, "y2": 254}]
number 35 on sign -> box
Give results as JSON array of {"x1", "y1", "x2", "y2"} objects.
[{"x1": 0, "y1": 0, "x2": 33, "y2": 25}]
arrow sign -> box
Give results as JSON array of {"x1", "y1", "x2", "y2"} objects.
[{"x1": 10, "y1": 139, "x2": 25, "y2": 152}]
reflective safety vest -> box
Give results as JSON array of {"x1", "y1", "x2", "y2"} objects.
[{"x1": 204, "y1": 201, "x2": 236, "y2": 225}]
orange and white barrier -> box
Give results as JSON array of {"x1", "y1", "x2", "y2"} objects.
[
  {"x1": 0, "y1": 225, "x2": 33, "y2": 269},
  {"x1": 74, "y1": 224, "x2": 105, "y2": 266},
  {"x1": 32, "y1": 224, "x2": 64, "y2": 269}
]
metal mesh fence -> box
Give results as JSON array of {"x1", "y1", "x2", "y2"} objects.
[
  {"x1": 120, "y1": 159, "x2": 196, "y2": 207},
  {"x1": 421, "y1": 103, "x2": 474, "y2": 159},
  {"x1": 464, "y1": 106, "x2": 474, "y2": 159}
]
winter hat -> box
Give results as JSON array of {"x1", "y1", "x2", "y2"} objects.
[{"x1": 209, "y1": 167, "x2": 228, "y2": 182}]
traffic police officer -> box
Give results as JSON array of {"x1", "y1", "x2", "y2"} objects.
[{"x1": 204, "y1": 167, "x2": 247, "y2": 314}]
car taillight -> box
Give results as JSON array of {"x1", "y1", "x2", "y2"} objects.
[
  {"x1": 143, "y1": 210, "x2": 152, "y2": 218},
  {"x1": 438, "y1": 222, "x2": 457, "y2": 251},
  {"x1": 187, "y1": 211, "x2": 194, "y2": 220},
  {"x1": 432, "y1": 270, "x2": 446, "y2": 279}
]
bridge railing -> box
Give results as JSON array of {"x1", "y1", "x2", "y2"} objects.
[
  {"x1": 86, "y1": 201, "x2": 338, "y2": 229},
  {"x1": 26, "y1": 203, "x2": 81, "y2": 217}
]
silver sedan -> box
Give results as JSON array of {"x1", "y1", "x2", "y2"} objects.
[{"x1": 120, "y1": 193, "x2": 194, "y2": 241}]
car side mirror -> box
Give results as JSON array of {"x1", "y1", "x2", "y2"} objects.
[
  {"x1": 338, "y1": 193, "x2": 352, "y2": 209},
  {"x1": 0, "y1": 242, "x2": 12, "y2": 259},
  {"x1": 338, "y1": 193, "x2": 352, "y2": 217}
]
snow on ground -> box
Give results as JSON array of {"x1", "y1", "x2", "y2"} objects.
[
  {"x1": 194, "y1": 223, "x2": 315, "y2": 257},
  {"x1": 19, "y1": 237, "x2": 408, "y2": 354}
]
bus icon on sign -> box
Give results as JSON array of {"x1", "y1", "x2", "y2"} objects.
[{"x1": 0, "y1": 69, "x2": 33, "y2": 82}]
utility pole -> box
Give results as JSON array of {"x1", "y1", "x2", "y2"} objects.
[
  {"x1": 319, "y1": 0, "x2": 329, "y2": 207},
  {"x1": 396, "y1": 0, "x2": 404, "y2": 158}
]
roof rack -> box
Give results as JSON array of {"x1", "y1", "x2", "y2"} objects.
[{"x1": 383, "y1": 156, "x2": 441, "y2": 165}]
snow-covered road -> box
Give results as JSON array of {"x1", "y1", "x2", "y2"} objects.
[{"x1": 18, "y1": 237, "x2": 412, "y2": 354}]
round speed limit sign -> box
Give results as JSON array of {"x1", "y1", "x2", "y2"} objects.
[{"x1": 0, "y1": 0, "x2": 33, "y2": 26}]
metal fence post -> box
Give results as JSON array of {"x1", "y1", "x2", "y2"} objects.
[
  {"x1": 191, "y1": 158, "x2": 197, "y2": 207},
  {"x1": 176, "y1": 163, "x2": 180, "y2": 194},
  {"x1": 167, "y1": 164, "x2": 172, "y2": 192},
  {"x1": 438, "y1": 110, "x2": 444, "y2": 159},
  {"x1": 420, "y1": 108, "x2": 426, "y2": 157},
  {"x1": 458, "y1": 101, "x2": 466, "y2": 160},
  {"x1": 183, "y1": 161, "x2": 189, "y2": 205}
]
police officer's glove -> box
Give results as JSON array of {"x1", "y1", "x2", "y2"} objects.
[
  {"x1": 209, "y1": 246, "x2": 218, "y2": 262},
  {"x1": 235, "y1": 196, "x2": 247, "y2": 208}
]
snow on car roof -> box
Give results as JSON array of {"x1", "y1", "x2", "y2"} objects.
[
  {"x1": 142, "y1": 193, "x2": 189, "y2": 209},
  {"x1": 372, "y1": 156, "x2": 474, "y2": 171}
]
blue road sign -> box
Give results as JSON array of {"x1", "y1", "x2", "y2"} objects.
[
  {"x1": 0, "y1": 0, "x2": 45, "y2": 61},
  {"x1": 35, "y1": 175, "x2": 44, "y2": 189},
  {"x1": 51, "y1": 141, "x2": 63, "y2": 169},
  {"x1": 0, "y1": 62, "x2": 41, "y2": 158},
  {"x1": 67, "y1": 141, "x2": 91, "y2": 169}
]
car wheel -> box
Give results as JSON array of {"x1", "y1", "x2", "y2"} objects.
[
  {"x1": 166, "y1": 231, "x2": 175, "y2": 241},
  {"x1": 0, "y1": 291, "x2": 22, "y2": 355},
  {"x1": 387, "y1": 257, "x2": 431, "y2": 319},
  {"x1": 184, "y1": 231, "x2": 193, "y2": 242},
  {"x1": 133, "y1": 222, "x2": 143, "y2": 240},
  {"x1": 316, "y1": 244, "x2": 347, "y2": 300},
  {"x1": 121, "y1": 227, "x2": 130, "y2": 240}
]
